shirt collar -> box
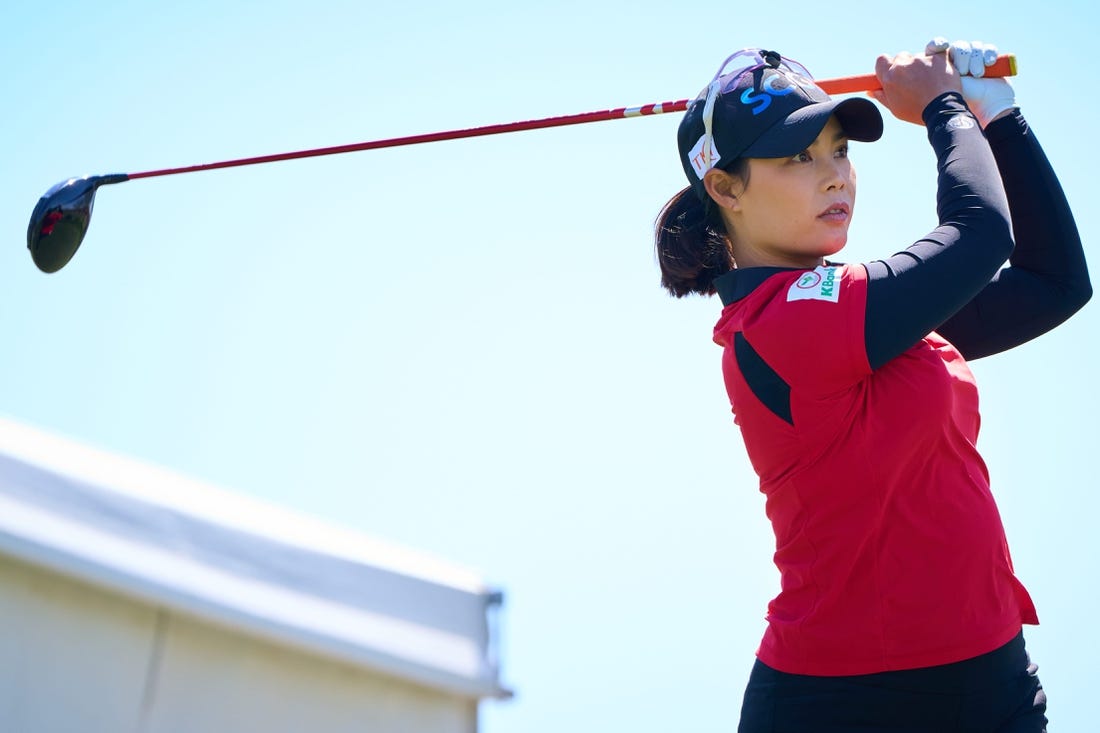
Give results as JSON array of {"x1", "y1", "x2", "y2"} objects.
[{"x1": 714, "y1": 267, "x2": 799, "y2": 306}]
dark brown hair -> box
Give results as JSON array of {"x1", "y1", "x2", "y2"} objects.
[{"x1": 654, "y1": 158, "x2": 749, "y2": 298}]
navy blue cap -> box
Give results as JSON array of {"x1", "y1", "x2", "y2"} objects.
[{"x1": 678, "y1": 51, "x2": 883, "y2": 202}]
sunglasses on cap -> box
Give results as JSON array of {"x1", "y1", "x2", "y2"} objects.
[{"x1": 695, "y1": 49, "x2": 816, "y2": 176}]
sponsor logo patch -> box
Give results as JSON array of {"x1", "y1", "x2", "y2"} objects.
[
  {"x1": 688, "y1": 135, "x2": 720, "y2": 178},
  {"x1": 787, "y1": 266, "x2": 841, "y2": 303},
  {"x1": 946, "y1": 115, "x2": 976, "y2": 131}
]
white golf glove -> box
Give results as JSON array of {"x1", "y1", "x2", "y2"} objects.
[{"x1": 926, "y1": 37, "x2": 1016, "y2": 127}]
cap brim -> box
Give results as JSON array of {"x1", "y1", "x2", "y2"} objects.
[{"x1": 741, "y1": 97, "x2": 883, "y2": 159}]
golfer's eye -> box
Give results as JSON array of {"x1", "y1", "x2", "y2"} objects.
[
  {"x1": 792, "y1": 151, "x2": 812, "y2": 163},
  {"x1": 835, "y1": 145, "x2": 850, "y2": 158}
]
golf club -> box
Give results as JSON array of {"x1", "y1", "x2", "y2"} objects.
[{"x1": 27, "y1": 55, "x2": 1017, "y2": 274}]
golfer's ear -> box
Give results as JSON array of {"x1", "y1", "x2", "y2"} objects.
[{"x1": 703, "y1": 169, "x2": 741, "y2": 212}]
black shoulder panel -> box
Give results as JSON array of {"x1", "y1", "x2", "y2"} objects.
[{"x1": 734, "y1": 331, "x2": 793, "y2": 425}]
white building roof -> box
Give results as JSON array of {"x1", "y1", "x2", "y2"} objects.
[{"x1": 0, "y1": 416, "x2": 509, "y2": 700}]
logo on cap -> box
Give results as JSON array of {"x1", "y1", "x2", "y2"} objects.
[
  {"x1": 739, "y1": 70, "x2": 814, "y2": 115},
  {"x1": 688, "y1": 135, "x2": 720, "y2": 179}
]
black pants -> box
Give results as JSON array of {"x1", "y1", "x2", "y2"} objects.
[{"x1": 738, "y1": 633, "x2": 1047, "y2": 732}]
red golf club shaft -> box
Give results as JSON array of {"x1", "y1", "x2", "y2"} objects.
[
  {"x1": 124, "y1": 102, "x2": 689, "y2": 180},
  {"x1": 126, "y1": 54, "x2": 1017, "y2": 181}
]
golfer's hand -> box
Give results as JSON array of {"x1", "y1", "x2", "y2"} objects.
[
  {"x1": 870, "y1": 50, "x2": 963, "y2": 125},
  {"x1": 926, "y1": 38, "x2": 1016, "y2": 127}
]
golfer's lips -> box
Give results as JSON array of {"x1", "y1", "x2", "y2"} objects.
[{"x1": 818, "y1": 202, "x2": 851, "y2": 222}]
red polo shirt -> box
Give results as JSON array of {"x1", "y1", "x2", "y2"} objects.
[{"x1": 712, "y1": 263, "x2": 1037, "y2": 676}]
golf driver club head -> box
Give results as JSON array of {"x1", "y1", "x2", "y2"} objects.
[{"x1": 27, "y1": 173, "x2": 128, "y2": 273}]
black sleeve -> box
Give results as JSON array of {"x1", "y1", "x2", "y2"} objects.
[
  {"x1": 863, "y1": 92, "x2": 1014, "y2": 370},
  {"x1": 934, "y1": 110, "x2": 1092, "y2": 359}
]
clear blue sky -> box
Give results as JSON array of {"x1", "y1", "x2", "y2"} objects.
[{"x1": 3, "y1": 1, "x2": 1098, "y2": 730}]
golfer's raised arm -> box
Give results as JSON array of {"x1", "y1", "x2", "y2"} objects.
[
  {"x1": 861, "y1": 52, "x2": 1014, "y2": 370},
  {"x1": 935, "y1": 108, "x2": 1092, "y2": 358}
]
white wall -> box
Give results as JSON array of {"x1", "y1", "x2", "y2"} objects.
[{"x1": 0, "y1": 554, "x2": 478, "y2": 733}]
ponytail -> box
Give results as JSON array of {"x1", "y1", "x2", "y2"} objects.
[{"x1": 653, "y1": 186, "x2": 733, "y2": 298}]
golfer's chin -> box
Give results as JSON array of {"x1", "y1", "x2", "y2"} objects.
[{"x1": 815, "y1": 235, "x2": 848, "y2": 261}]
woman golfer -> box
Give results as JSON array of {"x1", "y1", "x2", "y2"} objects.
[{"x1": 655, "y1": 40, "x2": 1090, "y2": 732}]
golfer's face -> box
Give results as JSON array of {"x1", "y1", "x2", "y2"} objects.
[{"x1": 732, "y1": 116, "x2": 856, "y2": 268}]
